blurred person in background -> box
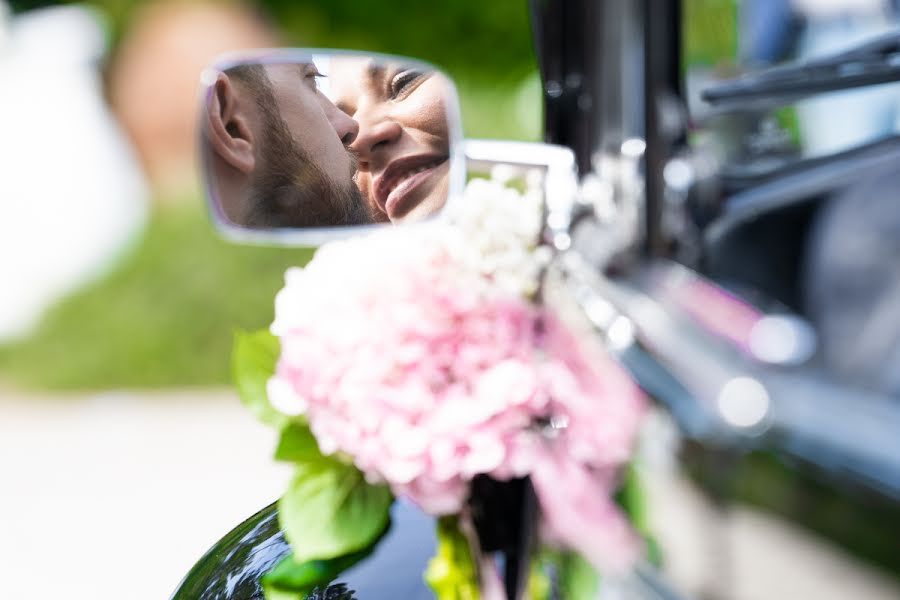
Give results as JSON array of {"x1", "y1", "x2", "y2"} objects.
[
  {"x1": 204, "y1": 62, "x2": 370, "y2": 227},
  {"x1": 108, "y1": 0, "x2": 277, "y2": 196},
  {"x1": 0, "y1": 2, "x2": 147, "y2": 341},
  {"x1": 741, "y1": 0, "x2": 900, "y2": 155}
]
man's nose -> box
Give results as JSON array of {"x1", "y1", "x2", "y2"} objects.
[
  {"x1": 349, "y1": 119, "x2": 402, "y2": 166},
  {"x1": 330, "y1": 108, "x2": 359, "y2": 146}
]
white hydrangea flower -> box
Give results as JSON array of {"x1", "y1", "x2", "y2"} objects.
[{"x1": 444, "y1": 177, "x2": 551, "y2": 298}]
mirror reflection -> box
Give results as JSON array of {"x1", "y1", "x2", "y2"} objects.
[{"x1": 200, "y1": 53, "x2": 457, "y2": 231}]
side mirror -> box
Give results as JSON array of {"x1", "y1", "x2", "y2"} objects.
[{"x1": 197, "y1": 49, "x2": 466, "y2": 245}]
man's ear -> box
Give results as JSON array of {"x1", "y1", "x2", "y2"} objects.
[{"x1": 206, "y1": 73, "x2": 255, "y2": 174}]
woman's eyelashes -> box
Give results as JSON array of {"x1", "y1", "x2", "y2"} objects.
[{"x1": 388, "y1": 69, "x2": 430, "y2": 100}]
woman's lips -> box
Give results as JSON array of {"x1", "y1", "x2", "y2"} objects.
[
  {"x1": 384, "y1": 161, "x2": 447, "y2": 219},
  {"x1": 373, "y1": 154, "x2": 449, "y2": 219}
]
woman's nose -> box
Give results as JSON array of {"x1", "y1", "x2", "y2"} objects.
[{"x1": 350, "y1": 119, "x2": 402, "y2": 166}]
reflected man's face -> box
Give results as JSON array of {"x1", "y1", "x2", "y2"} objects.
[
  {"x1": 211, "y1": 62, "x2": 371, "y2": 228},
  {"x1": 263, "y1": 63, "x2": 359, "y2": 188}
]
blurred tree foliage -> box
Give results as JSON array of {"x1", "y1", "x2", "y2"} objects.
[
  {"x1": 48, "y1": 0, "x2": 538, "y2": 83},
  {"x1": 249, "y1": 0, "x2": 542, "y2": 140},
  {"x1": 683, "y1": 0, "x2": 738, "y2": 67},
  {"x1": 258, "y1": 0, "x2": 536, "y2": 82},
  {"x1": 10, "y1": 0, "x2": 736, "y2": 76}
]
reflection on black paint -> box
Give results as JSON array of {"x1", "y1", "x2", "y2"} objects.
[
  {"x1": 306, "y1": 583, "x2": 357, "y2": 599},
  {"x1": 170, "y1": 501, "x2": 436, "y2": 600}
]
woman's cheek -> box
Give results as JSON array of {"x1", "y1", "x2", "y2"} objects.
[{"x1": 406, "y1": 80, "x2": 450, "y2": 139}]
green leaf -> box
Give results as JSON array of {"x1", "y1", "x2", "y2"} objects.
[
  {"x1": 275, "y1": 423, "x2": 324, "y2": 463},
  {"x1": 262, "y1": 544, "x2": 381, "y2": 598},
  {"x1": 278, "y1": 459, "x2": 393, "y2": 565},
  {"x1": 264, "y1": 553, "x2": 358, "y2": 593},
  {"x1": 263, "y1": 583, "x2": 305, "y2": 600},
  {"x1": 558, "y1": 551, "x2": 599, "y2": 599},
  {"x1": 527, "y1": 555, "x2": 552, "y2": 600},
  {"x1": 232, "y1": 328, "x2": 285, "y2": 428},
  {"x1": 424, "y1": 517, "x2": 479, "y2": 600},
  {"x1": 616, "y1": 463, "x2": 646, "y2": 528},
  {"x1": 616, "y1": 463, "x2": 663, "y2": 567},
  {"x1": 531, "y1": 548, "x2": 598, "y2": 600}
]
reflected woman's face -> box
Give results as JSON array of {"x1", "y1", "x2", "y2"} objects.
[{"x1": 330, "y1": 59, "x2": 452, "y2": 223}]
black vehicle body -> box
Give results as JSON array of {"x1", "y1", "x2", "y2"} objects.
[
  {"x1": 172, "y1": 502, "x2": 437, "y2": 599},
  {"x1": 531, "y1": 0, "x2": 900, "y2": 584}
]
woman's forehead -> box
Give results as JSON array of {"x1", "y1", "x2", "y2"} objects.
[{"x1": 329, "y1": 59, "x2": 390, "y2": 109}]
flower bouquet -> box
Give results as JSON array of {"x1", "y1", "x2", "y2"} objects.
[{"x1": 234, "y1": 178, "x2": 650, "y2": 599}]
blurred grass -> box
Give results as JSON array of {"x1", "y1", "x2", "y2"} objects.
[{"x1": 0, "y1": 198, "x2": 312, "y2": 390}]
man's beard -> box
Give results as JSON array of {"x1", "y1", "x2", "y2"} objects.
[{"x1": 244, "y1": 107, "x2": 372, "y2": 228}]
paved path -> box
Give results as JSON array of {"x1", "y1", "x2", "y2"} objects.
[
  {"x1": 1, "y1": 389, "x2": 898, "y2": 600},
  {"x1": 0, "y1": 388, "x2": 290, "y2": 600}
]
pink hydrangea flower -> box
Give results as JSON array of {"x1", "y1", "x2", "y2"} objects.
[{"x1": 269, "y1": 190, "x2": 646, "y2": 572}]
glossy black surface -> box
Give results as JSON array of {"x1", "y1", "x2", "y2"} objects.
[
  {"x1": 171, "y1": 501, "x2": 437, "y2": 600},
  {"x1": 468, "y1": 475, "x2": 538, "y2": 598}
]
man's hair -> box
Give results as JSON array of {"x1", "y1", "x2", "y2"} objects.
[{"x1": 227, "y1": 64, "x2": 372, "y2": 228}]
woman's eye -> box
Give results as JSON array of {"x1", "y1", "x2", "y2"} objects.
[{"x1": 389, "y1": 69, "x2": 428, "y2": 100}]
